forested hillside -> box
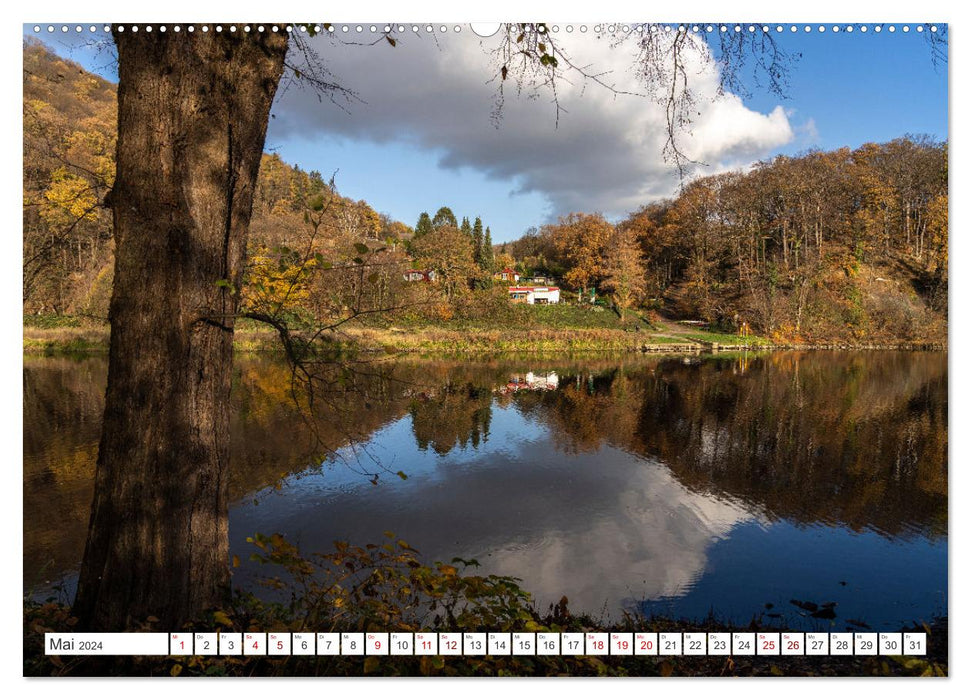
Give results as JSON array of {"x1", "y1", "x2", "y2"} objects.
[
  {"x1": 23, "y1": 39, "x2": 410, "y2": 318},
  {"x1": 504, "y1": 139, "x2": 947, "y2": 343}
]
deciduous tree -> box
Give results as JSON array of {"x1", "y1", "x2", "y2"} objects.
[
  {"x1": 72, "y1": 27, "x2": 288, "y2": 632},
  {"x1": 603, "y1": 227, "x2": 648, "y2": 320}
]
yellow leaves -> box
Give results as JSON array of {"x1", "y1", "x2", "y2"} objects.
[
  {"x1": 241, "y1": 245, "x2": 318, "y2": 314},
  {"x1": 41, "y1": 168, "x2": 98, "y2": 225},
  {"x1": 212, "y1": 611, "x2": 233, "y2": 627},
  {"x1": 170, "y1": 663, "x2": 183, "y2": 677}
]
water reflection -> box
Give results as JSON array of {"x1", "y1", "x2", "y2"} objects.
[{"x1": 23, "y1": 351, "x2": 947, "y2": 629}]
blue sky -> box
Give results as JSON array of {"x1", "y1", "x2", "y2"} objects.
[
  {"x1": 744, "y1": 27, "x2": 948, "y2": 153},
  {"x1": 25, "y1": 24, "x2": 947, "y2": 242}
]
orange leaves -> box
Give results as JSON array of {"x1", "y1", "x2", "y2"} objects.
[{"x1": 543, "y1": 212, "x2": 614, "y2": 293}]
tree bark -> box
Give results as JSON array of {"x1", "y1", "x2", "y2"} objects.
[{"x1": 73, "y1": 27, "x2": 288, "y2": 631}]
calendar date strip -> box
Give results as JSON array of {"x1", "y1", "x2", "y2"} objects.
[{"x1": 45, "y1": 631, "x2": 927, "y2": 657}]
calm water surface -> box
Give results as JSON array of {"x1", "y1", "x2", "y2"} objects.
[{"x1": 24, "y1": 351, "x2": 947, "y2": 630}]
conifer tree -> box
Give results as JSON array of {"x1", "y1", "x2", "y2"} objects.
[
  {"x1": 471, "y1": 217, "x2": 484, "y2": 268},
  {"x1": 414, "y1": 212, "x2": 433, "y2": 240},
  {"x1": 481, "y1": 226, "x2": 495, "y2": 271}
]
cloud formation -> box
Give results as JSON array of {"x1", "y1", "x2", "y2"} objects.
[{"x1": 272, "y1": 29, "x2": 795, "y2": 218}]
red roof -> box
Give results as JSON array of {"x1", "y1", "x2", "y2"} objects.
[{"x1": 508, "y1": 286, "x2": 559, "y2": 292}]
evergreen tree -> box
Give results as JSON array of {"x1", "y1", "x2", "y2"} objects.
[
  {"x1": 461, "y1": 216, "x2": 472, "y2": 239},
  {"x1": 482, "y1": 226, "x2": 495, "y2": 271},
  {"x1": 431, "y1": 206, "x2": 458, "y2": 230},
  {"x1": 414, "y1": 212, "x2": 433, "y2": 240},
  {"x1": 472, "y1": 217, "x2": 484, "y2": 268}
]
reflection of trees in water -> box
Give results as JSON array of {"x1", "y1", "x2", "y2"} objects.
[
  {"x1": 23, "y1": 351, "x2": 947, "y2": 589},
  {"x1": 512, "y1": 368, "x2": 643, "y2": 454},
  {"x1": 516, "y1": 352, "x2": 947, "y2": 538},
  {"x1": 409, "y1": 383, "x2": 492, "y2": 455},
  {"x1": 631, "y1": 352, "x2": 947, "y2": 537},
  {"x1": 24, "y1": 357, "x2": 108, "y2": 585}
]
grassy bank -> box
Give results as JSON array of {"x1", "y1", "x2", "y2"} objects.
[{"x1": 23, "y1": 314, "x2": 943, "y2": 355}]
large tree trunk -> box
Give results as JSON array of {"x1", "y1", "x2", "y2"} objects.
[{"x1": 73, "y1": 28, "x2": 288, "y2": 631}]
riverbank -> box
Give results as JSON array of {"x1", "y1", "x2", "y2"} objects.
[{"x1": 22, "y1": 321, "x2": 945, "y2": 355}]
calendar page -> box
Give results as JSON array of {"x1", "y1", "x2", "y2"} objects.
[{"x1": 21, "y1": 0, "x2": 950, "y2": 683}]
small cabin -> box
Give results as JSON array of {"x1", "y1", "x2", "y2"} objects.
[
  {"x1": 494, "y1": 267, "x2": 520, "y2": 283},
  {"x1": 508, "y1": 286, "x2": 560, "y2": 305}
]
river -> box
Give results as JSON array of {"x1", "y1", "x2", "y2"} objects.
[{"x1": 23, "y1": 350, "x2": 947, "y2": 631}]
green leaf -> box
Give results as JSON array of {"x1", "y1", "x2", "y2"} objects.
[
  {"x1": 354, "y1": 242, "x2": 369, "y2": 254},
  {"x1": 396, "y1": 470, "x2": 408, "y2": 480}
]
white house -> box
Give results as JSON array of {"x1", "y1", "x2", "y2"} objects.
[{"x1": 508, "y1": 286, "x2": 560, "y2": 305}]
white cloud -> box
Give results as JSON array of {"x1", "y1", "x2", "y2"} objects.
[{"x1": 272, "y1": 29, "x2": 795, "y2": 218}]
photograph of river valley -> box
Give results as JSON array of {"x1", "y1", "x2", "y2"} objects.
[{"x1": 22, "y1": 19, "x2": 948, "y2": 677}]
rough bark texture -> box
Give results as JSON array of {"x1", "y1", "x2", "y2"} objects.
[{"x1": 73, "y1": 28, "x2": 288, "y2": 631}]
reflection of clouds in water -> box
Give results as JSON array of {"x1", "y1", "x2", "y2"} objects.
[
  {"x1": 484, "y1": 451, "x2": 758, "y2": 616},
  {"x1": 234, "y1": 424, "x2": 759, "y2": 620}
]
